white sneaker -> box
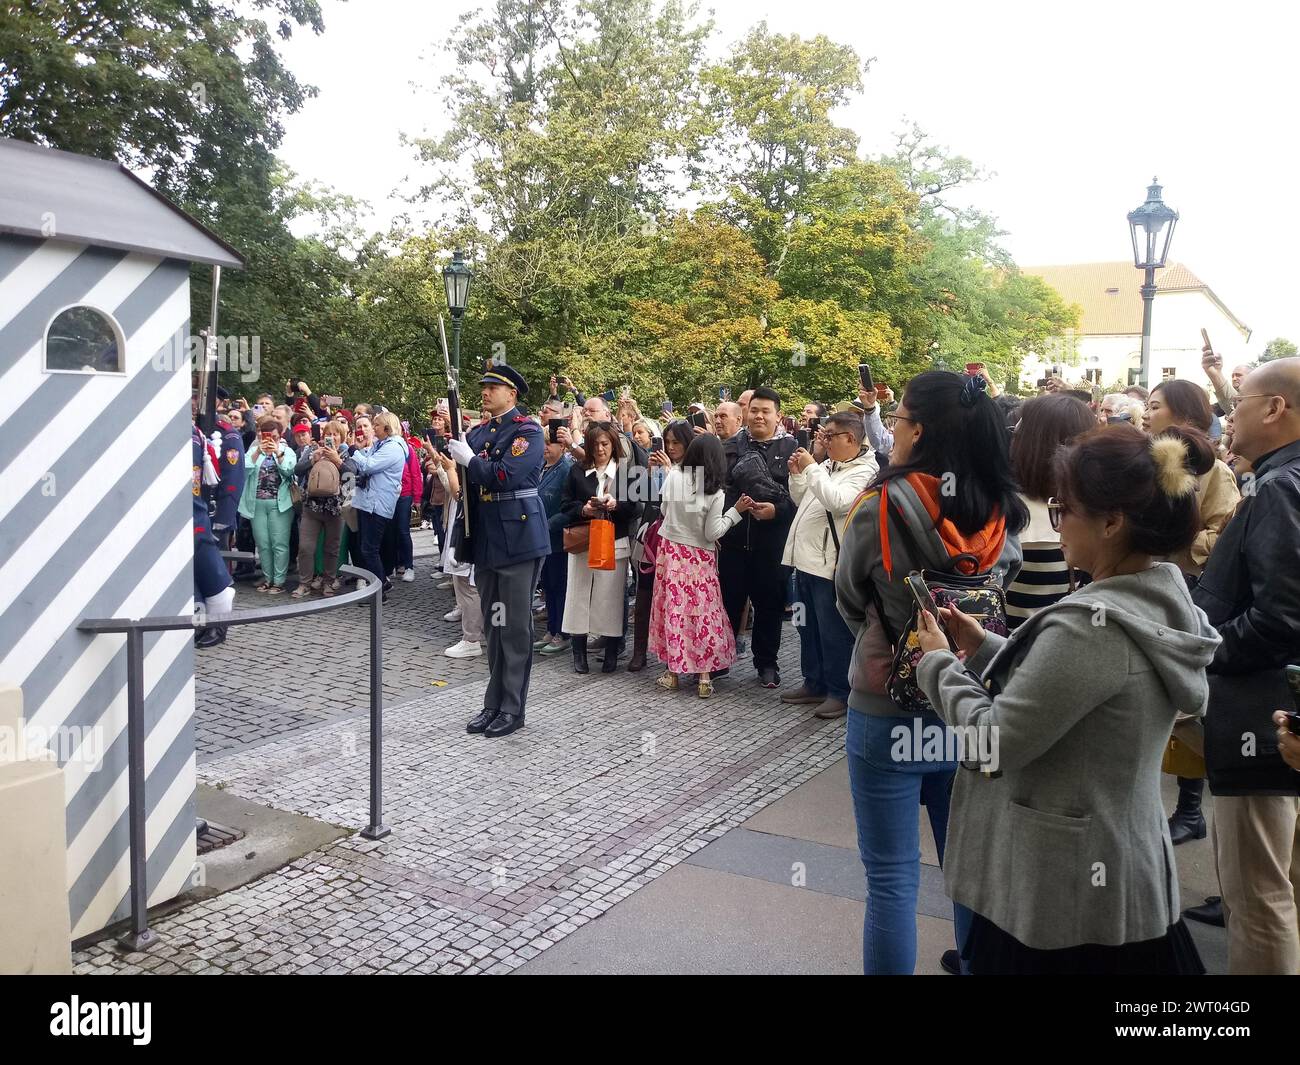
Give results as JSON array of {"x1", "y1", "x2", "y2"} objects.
[
  {"x1": 445, "y1": 640, "x2": 481, "y2": 658},
  {"x1": 436, "y1": 579, "x2": 454, "y2": 591},
  {"x1": 402, "y1": 569, "x2": 415, "y2": 583},
  {"x1": 444, "y1": 606, "x2": 463, "y2": 622}
]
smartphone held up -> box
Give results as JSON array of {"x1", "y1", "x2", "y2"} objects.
[{"x1": 905, "y1": 571, "x2": 958, "y2": 654}]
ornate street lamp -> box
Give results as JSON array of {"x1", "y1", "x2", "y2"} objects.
[
  {"x1": 442, "y1": 248, "x2": 474, "y2": 379},
  {"x1": 1127, "y1": 178, "x2": 1178, "y2": 390}
]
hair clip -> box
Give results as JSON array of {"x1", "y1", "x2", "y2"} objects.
[{"x1": 959, "y1": 373, "x2": 988, "y2": 407}]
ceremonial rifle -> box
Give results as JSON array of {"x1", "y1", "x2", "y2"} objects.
[{"x1": 438, "y1": 315, "x2": 473, "y2": 552}]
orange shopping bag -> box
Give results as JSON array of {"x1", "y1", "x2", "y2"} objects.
[{"x1": 587, "y1": 516, "x2": 616, "y2": 570}]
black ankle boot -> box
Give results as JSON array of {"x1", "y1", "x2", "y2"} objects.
[
  {"x1": 601, "y1": 635, "x2": 620, "y2": 673},
  {"x1": 572, "y1": 635, "x2": 589, "y2": 674},
  {"x1": 1168, "y1": 776, "x2": 1207, "y2": 845}
]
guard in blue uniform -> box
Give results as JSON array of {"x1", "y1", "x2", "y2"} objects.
[
  {"x1": 447, "y1": 363, "x2": 549, "y2": 738},
  {"x1": 193, "y1": 426, "x2": 235, "y2": 648},
  {"x1": 210, "y1": 415, "x2": 246, "y2": 550}
]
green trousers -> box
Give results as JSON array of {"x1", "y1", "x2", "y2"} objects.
[{"x1": 251, "y1": 499, "x2": 293, "y2": 586}]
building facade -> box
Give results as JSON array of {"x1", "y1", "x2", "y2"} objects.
[{"x1": 1020, "y1": 262, "x2": 1251, "y2": 391}]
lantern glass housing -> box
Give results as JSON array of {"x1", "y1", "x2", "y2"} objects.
[{"x1": 1127, "y1": 178, "x2": 1178, "y2": 270}]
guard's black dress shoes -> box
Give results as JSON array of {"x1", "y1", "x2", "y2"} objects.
[
  {"x1": 484, "y1": 712, "x2": 524, "y2": 738},
  {"x1": 466, "y1": 708, "x2": 499, "y2": 735},
  {"x1": 195, "y1": 626, "x2": 227, "y2": 649}
]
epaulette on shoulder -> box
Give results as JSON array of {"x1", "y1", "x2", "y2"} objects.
[{"x1": 515, "y1": 416, "x2": 538, "y2": 429}]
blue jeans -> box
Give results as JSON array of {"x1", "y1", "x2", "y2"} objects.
[
  {"x1": 541, "y1": 550, "x2": 568, "y2": 638},
  {"x1": 846, "y1": 710, "x2": 959, "y2": 974},
  {"x1": 794, "y1": 569, "x2": 855, "y2": 701}
]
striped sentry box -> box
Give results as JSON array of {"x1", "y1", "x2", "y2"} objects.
[{"x1": 0, "y1": 137, "x2": 244, "y2": 940}]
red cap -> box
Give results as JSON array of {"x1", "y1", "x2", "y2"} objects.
[
  {"x1": 337, "y1": 410, "x2": 353, "y2": 422},
  {"x1": 292, "y1": 421, "x2": 312, "y2": 433}
]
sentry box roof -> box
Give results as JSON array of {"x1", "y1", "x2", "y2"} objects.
[{"x1": 0, "y1": 137, "x2": 244, "y2": 269}]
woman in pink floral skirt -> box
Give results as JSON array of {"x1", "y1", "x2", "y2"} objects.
[{"x1": 648, "y1": 433, "x2": 747, "y2": 698}]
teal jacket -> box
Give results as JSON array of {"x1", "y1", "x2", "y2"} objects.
[{"x1": 238, "y1": 441, "x2": 297, "y2": 517}]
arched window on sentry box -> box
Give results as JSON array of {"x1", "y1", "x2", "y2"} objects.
[{"x1": 44, "y1": 304, "x2": 126, "y2": 374}]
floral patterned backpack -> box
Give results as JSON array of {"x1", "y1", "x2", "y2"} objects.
[{"x1": 869, "y1": 495, "x2": 1010, "y2": 715}]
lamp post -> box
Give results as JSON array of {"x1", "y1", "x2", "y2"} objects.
[
  {"x1": 1127, "y1": 178, "x2": 1178, "y2": 390},
  {"x1": 442, "y1": 249, "x2": 474, "y2": 381}
]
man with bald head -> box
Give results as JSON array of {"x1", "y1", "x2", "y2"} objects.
[
  {"x1": 1192, "y1": 357, "x2": 1300, "y2": 973},
  {"x1": 737, "y1": 389, "x2": 754, "y2": 424},
  {"x1": 714, "y1": 402, "x2": 743, "y2": 441}
]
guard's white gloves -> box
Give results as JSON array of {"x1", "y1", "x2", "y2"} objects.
[{"x1": 446, "y1": 437, "x2": 474, "y2": 466}]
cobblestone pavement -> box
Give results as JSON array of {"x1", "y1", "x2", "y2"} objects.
[
  {"x1": 195, "y1": 530, "x2": 490, "y2": 759},
  {"x1": 74, "y1": 529, "x2": 846, "y2": 974}
]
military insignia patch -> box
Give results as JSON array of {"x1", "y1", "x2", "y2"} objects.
[
  {"x1": 511, "y1": 437, "x2": 528, "y2": 457},
  {"x1": 226, "y1": 449, "x2": 239, "y2": 465}
]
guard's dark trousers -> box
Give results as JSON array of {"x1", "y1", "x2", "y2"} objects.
[{"x1": 480, "y1": 557, "x2": 544, "y2": 719}]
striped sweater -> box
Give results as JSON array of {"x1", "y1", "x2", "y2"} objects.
[{"x1": 1005, "y1": 496, "x2": 1087, "y2": 629}]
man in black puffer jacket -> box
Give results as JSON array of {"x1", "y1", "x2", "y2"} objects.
[
  {"x1": 1192, "y1": 357, "x2": 1300, "y2": 975},
  {"x1": 720, "y1": 387, "x2": 798, "y2": 688}
]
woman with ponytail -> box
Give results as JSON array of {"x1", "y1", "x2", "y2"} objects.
[
  {"x1": 835, "y1": 370, "x2": 1027, "y2": 974},
  {"x1": 912, "y1": 424, "x2": 1221, "y2": 973}
]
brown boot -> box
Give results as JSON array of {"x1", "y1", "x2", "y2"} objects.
[
  {"x1": 780, "y1": 685, "x2": 826, "y2": 705},
  {"x1": 627, "y1": 584, "x2": 652, "y2": 672},
  {"x1": 813, "y1": 697, "x2": 848, "y2": 719}
]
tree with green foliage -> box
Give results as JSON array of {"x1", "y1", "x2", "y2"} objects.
[
  {"x1": 1259, "y1": 337, "x2": 1298, "y2": 363},
  {"x1": 0, "y1": 0, "x2": 364, "y2": 392}
]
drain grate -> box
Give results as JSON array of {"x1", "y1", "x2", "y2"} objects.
[{"x1": 195, "y1": 818, "x2": 246, "y2": 855}]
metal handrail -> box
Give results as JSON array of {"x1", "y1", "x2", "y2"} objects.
[{"x1": 78, "y1": 551, "x2": 390, "y2": 951}]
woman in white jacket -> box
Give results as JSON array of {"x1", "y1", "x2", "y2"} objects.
[
  {"x1": 648, "y1": 433, "x2": 743, "y2": 698},
  {"x1": 780, "y1": 412, "x2": 879, "y2": 719}
]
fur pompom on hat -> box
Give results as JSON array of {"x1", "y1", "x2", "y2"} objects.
[{"x1": 1150, "y1": 435, "x2": 1197, "y2": 498}]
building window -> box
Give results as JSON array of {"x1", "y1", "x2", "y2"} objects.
[
  {"x1": 1084, "y1": 369, "x2": 1102, "y2": 384},
  {"x1": 1162, "y1": 367, "x2": 1177, "y2": 381},
  {"x1": 1128, "y1": 368, "x2": 1141, "y2": 386},
  {"x1": 44, "y1": 306, "x2": 124, "y2": 374}
]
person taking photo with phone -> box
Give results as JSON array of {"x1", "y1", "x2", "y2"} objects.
[
  {"x1": 349, "y1": 411, "x2": 406, "y2": 601},
  {"x1": 1141, "y1": 380, "x2": 1243, "y2": 849},
  {"x1": 291, "y1": 421, "x2": 352, "y2": 597},
  {"x1": 912, "y1": 425, "x2": 1220, "y2": 975},
  {"x1": 559, "y1": 422, "x2": 638, "y2": 675},
  {"x1": 779, "y1": 412, "x2": 878, "y2": 720},
  {"x1": 835, "y1": 371, "x2": 1026, "y2": 974},
  {"x1": 237, "y1": 415, "x2": 298, "y2": 593}
]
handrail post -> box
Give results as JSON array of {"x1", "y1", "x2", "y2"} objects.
[
  {"x1": 118, "y1": 627, "x2": 157, "y2": 951},
  {"x1": 361, "y1": 578, "x2": 390, "y2": 841}
]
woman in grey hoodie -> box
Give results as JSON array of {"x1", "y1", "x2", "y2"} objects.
[{"x1": 915, "y1": 425, "x2": 1221, "y2": 973}]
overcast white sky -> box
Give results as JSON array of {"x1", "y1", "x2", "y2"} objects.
[{"x1": 273, "y1": 0, "x2": 1299, "y2": 357}]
